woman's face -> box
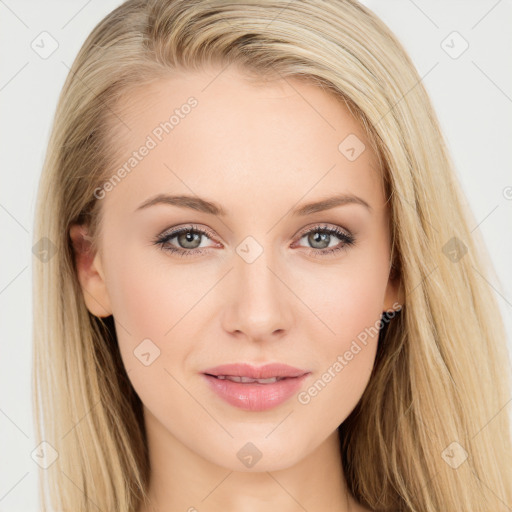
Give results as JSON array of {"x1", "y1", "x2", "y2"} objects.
[{"x1": 73, "y1": 65, "x2": 401, "y2": 471}]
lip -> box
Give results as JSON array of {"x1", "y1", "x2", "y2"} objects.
[{"x1": 202, "y1": 363, "x2": 311, "y2": 411}]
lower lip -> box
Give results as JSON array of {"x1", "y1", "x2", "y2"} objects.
[{"x1": 202, "y1": 373, "x2": 310, "y2": 411}]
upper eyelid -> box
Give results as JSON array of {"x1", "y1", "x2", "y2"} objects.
[
  {"x1": 295, "y1": 223, "x2": 351, "y2": 238},
  {"x1": 159, "y1": 223, "x2": 352, "y2": 245},
  {"x1": 159, "y1": 224, "x2": 217, "y2": 241}
]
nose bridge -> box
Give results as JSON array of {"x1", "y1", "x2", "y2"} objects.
[{"x1": 223, "y1": 240, "x2": 292, "y2": 339}]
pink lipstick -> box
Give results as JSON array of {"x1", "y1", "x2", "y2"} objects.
[{"x1": 202, "y1": 363, "x2": 310, "y2": 411}]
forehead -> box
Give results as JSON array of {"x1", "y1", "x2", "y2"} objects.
[{"x1": 101, "y1": 66, "x2": 384, "y2": 217}]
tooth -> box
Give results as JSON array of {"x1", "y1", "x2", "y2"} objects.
[
  {"x1": 215, "y1": 375, "x2": 282, "y2": 384},
  {"x1": 256, "y1": 377, "x2": 278, "y2": 383}
]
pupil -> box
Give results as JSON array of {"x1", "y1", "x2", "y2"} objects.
[
  {"x1": 310, "y1": 231, "x2": 329, "y2": 249},
  {"x1": 180, "y1": 231, "x2": 200, "y2": 248}
]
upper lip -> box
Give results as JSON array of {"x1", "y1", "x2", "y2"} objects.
[{"x1": 202, "y1": 363, "x2": 309, "y2": 379}]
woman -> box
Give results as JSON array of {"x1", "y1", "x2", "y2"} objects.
[{"x1": 32, "y1": 0, "x2": 512, "y2": 511}]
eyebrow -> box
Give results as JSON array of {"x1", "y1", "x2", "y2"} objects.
[{"x1": 135, "y1": 193, "x2": 372, "y2": 216}]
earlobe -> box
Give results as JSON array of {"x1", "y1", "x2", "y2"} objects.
[{"x1": 69, "y1": 223, "x2": 113, "y2": 318}]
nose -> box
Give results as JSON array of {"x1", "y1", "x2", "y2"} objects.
[{"x1": 220, "y1": 247, "x2": 294, "y2": 342}]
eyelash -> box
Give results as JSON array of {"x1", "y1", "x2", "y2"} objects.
[{"x1": 153, "y1": 223, "x2": 356, "y2": 258}]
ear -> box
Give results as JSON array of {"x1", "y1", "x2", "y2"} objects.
[
  {"x1": 69, "y1": 223, "x2": 112, "y2": 318},
  {"x1": 383, "y1": 262, "x2": 404, "y2": 314}
]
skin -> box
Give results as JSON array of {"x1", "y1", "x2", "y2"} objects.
[{"x1": 70, "y1": 64, "x2": 403, "y2": 512}]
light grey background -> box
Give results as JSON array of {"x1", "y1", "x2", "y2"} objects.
[{"x1": 1, "y1": 1, "x2": 511, "y2": 510}]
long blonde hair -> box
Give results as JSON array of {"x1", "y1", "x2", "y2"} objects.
[{"x1": 32, "y1": 0, "x2": 512, "y2": 510}]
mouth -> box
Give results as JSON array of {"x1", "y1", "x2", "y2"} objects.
[
  {"x1": 202, "y1": 362, "x2": 309, "y2": 380},
  {"x1": 205, "y1": 375, "x2": 291, "y2": 384},
  {"x1": 201, "y1": 363, "x2": 311, "y2": 411}
]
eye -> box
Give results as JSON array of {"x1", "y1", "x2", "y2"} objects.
[
  {"x1": 153, "y1": 223, "x2": 356, "y2": 258},
  {"x1": 153, "y1": 224, "x2": 219, "y2": 258},
  {"x1": 293, "y1": 224, "x2": 355, "y2": 257}
]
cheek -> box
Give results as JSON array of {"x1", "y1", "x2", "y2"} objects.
[
  {"x1": 102, "y1": 242, "x2": 222, "y2": 408},
  {"x1": 299, "y1": 245, "x2": 390, "y2": 348},
  {"x1": 101, "y1": 245, "x2": 186, "y2": 385},
  {"x1": 297, "y1": 287, "x2": 382, "y2": 431},
  {"x1": 106, "y1": 266, "x2": 194, "y2": 428},
  {"x1": 105, "y1": 241, "x2": 205, "y2": 342},
  {"x1": 296, "y1": 245, "x2": 389, "y2": 423}
]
